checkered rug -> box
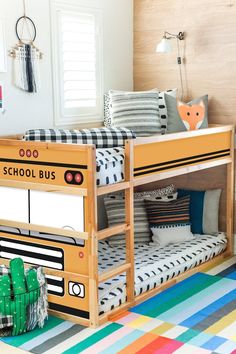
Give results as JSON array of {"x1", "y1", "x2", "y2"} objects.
[{"x1": 1, "y1": 258, "x2": 236, "y2": 354}]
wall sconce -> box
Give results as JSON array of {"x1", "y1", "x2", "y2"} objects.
[
  {"x1": 156, "y1": 31, "x2": 185, "y2": 53},
  {"x1": 156, "y1": 31, "x2": 185, "y2": 99}
]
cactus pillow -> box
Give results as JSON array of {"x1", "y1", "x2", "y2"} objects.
[
  {"x1": 0, "y1": 258, "x2": 47, "y2": 336},
  {"x1": 164, "y1": 94, "x2": 208, "y2": 133}
]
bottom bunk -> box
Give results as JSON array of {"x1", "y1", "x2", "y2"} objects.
[
  {"x1": 0, "y1": 225, "x2": 229, "y2": 325},
  {"x1": 98, "y1": 233, "x2": 227, "y2": 314}
]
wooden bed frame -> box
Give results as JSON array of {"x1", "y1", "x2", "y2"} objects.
[{"x1": 0, "y1": 124, "x2": 234, "y2": 328}]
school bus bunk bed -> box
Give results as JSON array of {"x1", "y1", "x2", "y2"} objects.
[{"x1": 0, "y1": 124, "x2": 234, "y2": 328}]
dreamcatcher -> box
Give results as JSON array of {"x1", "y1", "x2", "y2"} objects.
[{"x1": 9, "y1": 0, "x2": 43, "y2": 93}]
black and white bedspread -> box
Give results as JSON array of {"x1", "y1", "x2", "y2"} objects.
[
  {"x1": 23, "y1": 129, "x2": 126, "y2": 187},
  {"x1": 96, "y1": 147, "x2": 124, "y2": 186},
  {"x1": 98, "y1": 233, "x2": 227, "y2": 314}
]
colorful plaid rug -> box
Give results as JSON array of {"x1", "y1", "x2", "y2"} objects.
[{"x1": 1, "y1": 258, "x2": 236, "y2": 354}]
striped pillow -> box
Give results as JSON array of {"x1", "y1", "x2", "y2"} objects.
[
  {"x1": 109, "y1": 90, "x2": 161, "y2": 137},
  {"x1": 104, "y1": 196, "x2": 150, "y2": 245},
  {"x1": 144, "y1": 196, "x2": 193, "y2": 246},
  {"x1": 104, "y1": 90, "x2": 159, "y2": 129},
  {"x1": 145, "y1": 195, "x2": 191, "y2": 228},
  {"x1": 104, "y1": 186, "x2": 177, "y2": 246}
]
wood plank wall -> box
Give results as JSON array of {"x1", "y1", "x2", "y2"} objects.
[
  {"x1": 134, "y1": 0, "x2": 236, "y2": 125},
  {"x1": 134, "y1": 0, "x2": 236, "y2": 238},
  {"x1": 134, "y1": 165, "x2": 230, "y2": 233}
]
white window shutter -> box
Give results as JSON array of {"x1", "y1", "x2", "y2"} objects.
[{"x1": 51, "y1": 2, "x2": 103, "y2": 126}]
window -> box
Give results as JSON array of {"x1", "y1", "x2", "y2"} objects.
[{"x1": 51, "y1": 1, "x2": 103, "y2": 126}]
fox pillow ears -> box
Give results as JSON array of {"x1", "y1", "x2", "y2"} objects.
[
  {"x1": 177, "y1": 100, "x2": 205, "y2": 131},
  {"x1": 164, "y1": 94, "x2": 208, "y2": 133}
]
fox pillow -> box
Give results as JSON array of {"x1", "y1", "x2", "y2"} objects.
[{"x1": 164, "y1": 94, "x2": 208, "y2": 133}]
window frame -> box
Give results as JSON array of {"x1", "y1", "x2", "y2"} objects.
[{"x1": 50, "y1": 0, "x2": 103, "y2": 127}]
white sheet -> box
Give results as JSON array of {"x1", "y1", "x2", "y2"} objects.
[{"x1": 98, "y1": 233, "x2": 227, "y2": 314}]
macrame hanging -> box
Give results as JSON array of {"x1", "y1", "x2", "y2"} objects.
[{"x1": 9, "y1": 0, "x2": 43, "y2": 93}]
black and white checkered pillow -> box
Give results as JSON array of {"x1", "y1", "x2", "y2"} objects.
[
  {"x1": 24, "y1": 129, "x2": 80, "y2": 143},
  {"x1": 24, "y1": 127, "x2": 136, "y2": 148}
]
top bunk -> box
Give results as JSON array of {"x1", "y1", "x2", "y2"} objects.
[{"x1": 0, "y1": 124, "x2": 234, "y2": 197}]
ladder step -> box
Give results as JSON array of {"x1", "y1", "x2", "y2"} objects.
[
  {"x1": 97, "y1": 181, "x2": 131, "y2": 196},
  {"x1": 98, "y1": 263, "x2": 131, "y2": 283},
  {"x1": 97, "y1": 224, "x2": 130, "y2": 241}
]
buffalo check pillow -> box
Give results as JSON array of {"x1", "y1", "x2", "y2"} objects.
[{"x1": 24, "y1": 127, "x2": 136, "y2": 148}]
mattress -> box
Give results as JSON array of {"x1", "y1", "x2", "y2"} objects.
[
  {"x1": 98, "y1": 233, "x2": 227, "y2": 314},
  {"x1": 96, "y1": 147, "x2": 124, "y2": 186},
  {"x1": 23, "y1": 129, "x2": 127, "y2": 187}
]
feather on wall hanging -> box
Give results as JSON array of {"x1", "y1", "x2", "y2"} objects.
[{"x1": 9, "y1": 0, "x2": 43, "y2": 93}]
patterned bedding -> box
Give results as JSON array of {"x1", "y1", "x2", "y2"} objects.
[
  {"x1": 96, "y1": 147, "x2": 124, "y2": 186},
  {"x1": 24, "y1": 129, "x2": 126, "y2": 187},
  {"x1": 23, "y1": 128, "x2": 132, "y2": 187},
  {"x1": 98, "y1": 233, "x2": 227, "y2": 314}
]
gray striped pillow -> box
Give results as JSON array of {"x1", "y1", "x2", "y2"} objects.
[
  {"x1": 109, "y1": 90, "x2": 161, "y2": 137},
  {"x1": 104, "y1": 197, "x2": 150, "y2": 245},
  {"x1": 104, "y1": 187, "x2": 177, "y2": 246}
]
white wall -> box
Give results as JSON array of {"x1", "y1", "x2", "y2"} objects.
[{"x1": 0, "y1": 0, "x2": 133, "y2": 135}]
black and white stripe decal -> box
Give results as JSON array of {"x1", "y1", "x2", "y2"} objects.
[
  {"x1": 0, "y1": 157, "x2": 87, "y2": 170},
  {"x1": 46, "y1": 275, "x2": 65, "y2": 297},
  {"x1": 0, "y1": 237, "x2": 65, "y2": 296},
  {"x1": 134, "y1": 149, "x2": 230, "y2": 177},
  {"x1": 49, "y1": 302, "x2": 90, "y2": 320}
]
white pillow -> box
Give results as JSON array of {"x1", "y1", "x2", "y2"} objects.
[{"x1": 151, "y1": 224, "x2": 194, "y2": 247}]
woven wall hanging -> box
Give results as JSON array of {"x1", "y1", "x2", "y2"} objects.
[{"x1": 9, "y1": 0, "x2": 43, "y2": 93}]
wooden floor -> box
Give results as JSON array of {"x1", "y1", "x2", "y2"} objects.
[
  {"x1": 1, "y1": 255, "x2": 236, "y2": 354},
  {"x1": 206, "y1": 255, "x2": 236, "y2": 275}
]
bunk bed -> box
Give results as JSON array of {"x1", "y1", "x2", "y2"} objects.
[{"x1": 0, "y1": 124, "x2": 234, "y2": 328}]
